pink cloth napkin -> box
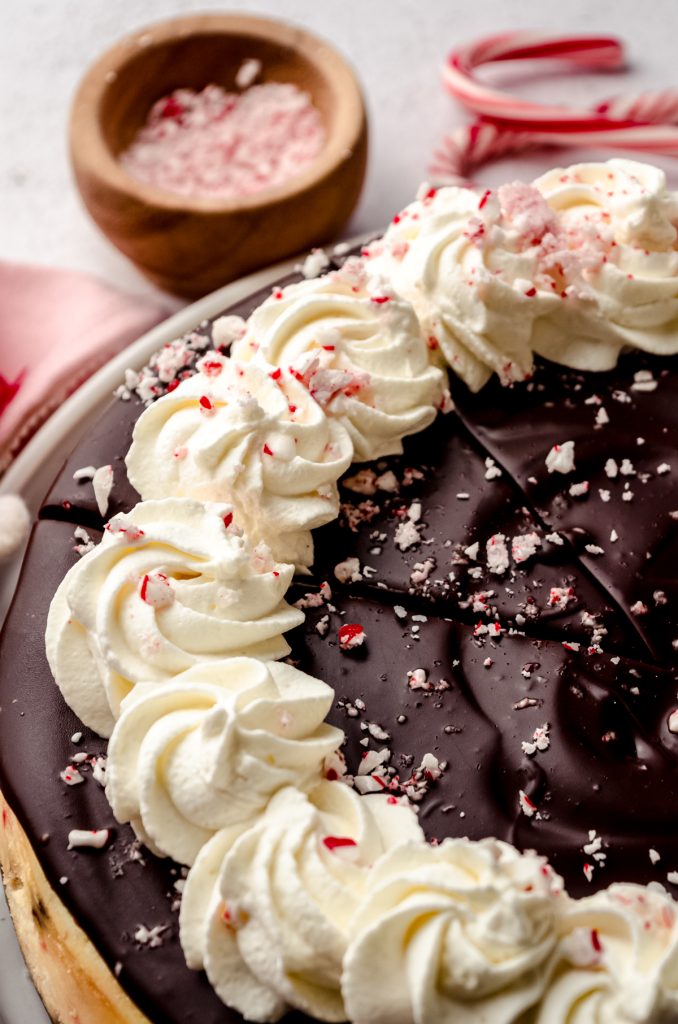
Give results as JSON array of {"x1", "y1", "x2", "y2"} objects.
[{"x1": 0, "y1": 261, "x2": 173, "y2": 471}]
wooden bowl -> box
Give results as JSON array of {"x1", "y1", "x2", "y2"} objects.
[{"x1": 69, "y1": 14, "x2": 368, "y2": 298}]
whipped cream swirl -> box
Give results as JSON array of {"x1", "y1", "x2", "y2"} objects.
[
  {"x1": 180, "y1": 782, "x2": 423, "y2": 1023},
  {"x1": 125, "y1": 356, "x2": 353, "y2": 568},
  {"x1": 232, "y1": 267, "x2": 445, "y2": 461},
  {"x1": 105, "y1": 659, "x2": 344, "y2": 865},
  {"x1": 342, "y1": 837, "x2": 565, "y2": 1024},
  {"x1": 537, "y1": 883, "x2": 678, "y2": 1023},
  {"x1": 367, "y1": 185, "x2": 560, "y2": 391},
  {"x1": 45, "y1": 499, "x2": 303, "y2": 736},
  {"x1": 368, "y1": 161, "x2": 678, "y2": 389},
  {"x1": 532, "y1": 159, "x2": 678, "y2": 370}
]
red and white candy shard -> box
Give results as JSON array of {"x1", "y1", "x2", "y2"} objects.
[{"x1": 139, "y1": 571, "x2": 175, "y2": 609}]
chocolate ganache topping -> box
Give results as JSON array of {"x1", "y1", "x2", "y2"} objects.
[{"x1": 3, "y1": 162, "x2": 678, "y2": 1024}]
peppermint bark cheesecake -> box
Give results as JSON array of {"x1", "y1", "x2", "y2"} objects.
[{"x1": 3, "y1": 159, "x2": 678, "y2": 1024}]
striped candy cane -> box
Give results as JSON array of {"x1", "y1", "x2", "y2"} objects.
[{"x1": 432, "y1": 32, "x2": 678, "y2": 183}]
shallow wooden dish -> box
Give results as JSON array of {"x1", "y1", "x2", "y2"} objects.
[{"x1": 69, "y1": 13, "x2": 368, "y2": 298}]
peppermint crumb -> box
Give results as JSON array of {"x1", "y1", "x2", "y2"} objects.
[
  {"x1": 315, "y1": 615, "x2": 330, "y2": 637},
  {"x1": 367, "y1": 722, "x2": 390, "y2": 742},
  {"x1": 595, "y1": 407, "x2": 609, "y2": 426},
  {"x1": 599, "y1": 489, "x2": 611, "y2": 502},
  {"x1": 71, "y1": 732, "x2": 83, "y2": 743},
  {"x1": 518, "y1": 790, "x2": 538, "y2": 817},
  {"x1": 394, "y1": 519, "x2": 421, "y2": 551},
  {"x1": 604, "y1": 459, "x2": 618, "y2": 479},
  {"x1": 668, "y1": 709, "x2": 678, "y2": 734},
  {"x1": 484, "y1": 457, "x2": 502, "y2": 480},
  {"x1": 334, "y1": 557, "x2": 362, "y2": 583},
  {"x1": 338, "y1": 623, "x2": 366, "y2": 651},
  {"x1": 393, "y1": 605, "x2": 407, "y2": 620},
  {"x1": 67, "y1": 828, "x2": 109, "y2": 850},
  {"x1": 483, "y1": 657, "x2": 493, "y2": 668},
  {"x1": 610, "y1": 530, "x2": 618, "y2": 542},
  {"x1": 464, "y1": 542, "x2": 480, "y2": 560},
  {"x1": 72, "y1": 465, "x2": 96, "y2": 482},
  {"x1": 296, "y1": 248, "x2": 330, "y2": 279},
  {"x1": 212, "y1": 315, "x2": 246, "y2": 348},
  {"x1": 521, "y1": 723, "x2": 550, "y2": 757},
  {"x1": 545, "y1": 532, "x2": 564, "y2": 546},
  {"x1": 657, "y1": 463, "x2": 672, "y2": 475},
  {"x1": 632, "y1": 370, "x2": 657, "y2": 392},
  {"x1": 134, "y1": 924, "x2": 169, "y2": 948},
  {"x1": 486, "y1": 534, "x2": 509, "y2": 575},
  {"x1": 60, "y1": 767, "x2": 84, "y2": 786},
  {"x1": 456, "y1": 492, "x2": 470, "y2": 501},
  {"x1": 545, "y1": 440, "x2": 576, "y2": 474},
  {"x1": 59, "y1": 876, "x2": 68, "y2": 885},
  {"x1": 569, "y1": 481, "x2": 589, "y2": 498},
  {"x1": 407, "y1": 668, "x2": 428, "y2": 691},
  {"x1": 235, "y1": 57, "x2": 262, "y2": 88},
  {"x1": 513, "y1": 697, "x2": 540, "y2": 710},
  {"x1": 667, "y1": 872, "x2": 678, "y2": 886},
  {"x1": 376, "y1": 471, "x2": 399, "y2": 492},
  {"x1": 620, "y1": 459, "x2": 635, "y2": 476},
  {"x1": 511, "y1": 532, "x2": 541, "y2": 564},
  {"x1": 630, "y1": 601, "x2": 648, "y2": 616},
  {"x1": 650, "y1": 849, "x2": 661, "y2": 865},
  {"x1": 585, "y1": 544, "x2": 605, "y2": 555},
  {"x1": 92, "y1": 465, "x2": 114, "y2": 517}
]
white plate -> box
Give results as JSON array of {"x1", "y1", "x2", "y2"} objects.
[{"x1": 0, "y1": 248, "x2": 350, "y2": 1023}]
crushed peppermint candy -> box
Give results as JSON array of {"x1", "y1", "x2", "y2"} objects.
[
  {"x1": 484, "y1": 457, "x2": 502, "y2": 480},
  {"x1": 545, "y1": 441, "x2": 575, "y2": 474},
  {"x1": 134, "y1": 924, "x2": 169, "y2": 948},
  {"x1": 521, "y1": 723, "x2": 550, "y2": 757},
  {"x1": 518, "y1": 790, "x2": 539, "y2": 818},
  {"x1": 511, "y1": 532, "x2": 541, "y2": 564},
  {"x1": 139, "y1": 571, "x2": 175, "y2": 609},
  {"x1": 548, "y1": 586, "x2": 575, "y2": 610},
  {"x1": 60, "y1": 766, "x2": 85, "y2": 786},
  {"x1": 68, "y1": 828, "x2": 110, "y2": 850},
  {"x1": 394, "y1": 519, "x2": 421, "y2": 551},
  {"x1": 334, "y1": 557, "x2": 362, "y2": 583},
  {"x1": 73, "y1": 525, "x2": 95, "y2": 556},
  {"x1": 338, "y1": 623, "x2": 366, "y2": 651},
  {"x1": 120, "y1": 82, "x2": 326, "y2": 200},
  {"x1": 296, "y1": 248, "x2": 330, "y2": 279},
  {"x1": 486, "y1": 534, "x2": 509, "y2": 575},
  {"x1": 92, "y1": 465, "x2": 114, "y2": 516}
]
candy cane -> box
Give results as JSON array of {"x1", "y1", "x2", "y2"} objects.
[{"x1": 432, "y1": 33, "x2": 678, "y2": 183}]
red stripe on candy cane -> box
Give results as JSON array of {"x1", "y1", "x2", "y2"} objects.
[{"x1": 433, "y1": 32, "x2": 678, "y2": 183}]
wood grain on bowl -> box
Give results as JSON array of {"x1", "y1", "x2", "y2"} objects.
[{"x1": 69, "y1": 14, "x2": 367, "y2": 298}]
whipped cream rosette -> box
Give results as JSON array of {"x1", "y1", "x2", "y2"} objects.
[
  {"x1": 342, "y1": 837, "x2": 565, "y2": 1024},
  {"x1": 232, "y1": 266, "x2": 446, "y2": 461},
  {"x1": 45, "y1": 499, "x2": 303, "y2": 737},
  {"x1": 537, "y1": 883, "x2": 678, "y2": 1023},
  {"x1": 180, "y1": 782, "x2": 423, "y2": 1023},
  {"x1": 125, "y1": 356, "x2": 353, "y2": 568},
  {"x1": 366, "y1": 184, "x2": 560, "y2": 391},
  {"x1": 105, "y1": 658, "x2": 344, "y2": 865},
  {"x1": 532, "y1": 159, "x2": 678, "y2": 370}
]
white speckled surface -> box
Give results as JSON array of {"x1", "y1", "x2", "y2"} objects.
[{"x1": 1, "y1": 0, "x2": 677, "y2": 1018}]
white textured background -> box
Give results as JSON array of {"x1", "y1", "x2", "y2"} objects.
[
  {"x1": 3, "y1": 0, "x2": 678, "y2": 298},
  {"x1": 1, "y1": 2, "x2": 678, "y2": 1020}
]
